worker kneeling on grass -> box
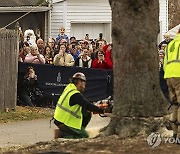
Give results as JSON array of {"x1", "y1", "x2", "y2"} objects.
[{"x1": 53, "y1": 72, "x2": 105, "y2": 139}]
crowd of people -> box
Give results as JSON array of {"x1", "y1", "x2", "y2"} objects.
[
  {"x1": 158, "y1": 33, "x2": 172, "y2": 101},
  {"x1": 18, "y1": 26, "x2": 178, "y2": 110},
  {"x1": 18, "y1": 27, "x2": 113, "y2": 70},
  {"x1": 17, "y1": 26, "x2": 113, "y2": 107}
]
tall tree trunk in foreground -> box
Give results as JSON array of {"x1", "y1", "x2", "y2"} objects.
[
  {"x1": 168, "y1": 0, "x2": 180, "y2": 29},
  {"x1": 106, "y1": 0, "x2": 166, "y2": 138}
]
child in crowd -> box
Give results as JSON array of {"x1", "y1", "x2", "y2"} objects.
[{"x1": 56, "y1": 27, "x2": 69, "y2": 44}]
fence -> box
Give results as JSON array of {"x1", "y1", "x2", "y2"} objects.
[{"x1": 0, "y1": 29, "x2": 18, "y2": 111}]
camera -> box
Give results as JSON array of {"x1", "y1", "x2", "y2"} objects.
[
  {"x1": 27, "y1": 35, "x2": 30, "y2": 41},
  {"x1": 72, "y1": 44, "x2": 75, "y2": 49},
  {"x1": 99, "y1": 33, "x2": 103, "y2": 40}
]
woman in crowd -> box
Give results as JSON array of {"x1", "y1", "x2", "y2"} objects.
[
  {"x1": 19, "y1": 42, "x2": 30, "y2": 62},
  {"x1": 91, "y1": 49, "x2": 112, "y2": 70},
  {"x1": 18, "y1": 66, "x2": 43, "y2": 107},
  {"x1": 43, "y1": 45, "x2": 54, "y2": 64},
  {"x1": 103, "y1": 43, "x2": 113, "y2": 70},
  {"x1": 75, "y1": 48, "x2": 92, "y2": 68},
  {"x1": 24, "y1": 44, "x2": 45, "y2": 64},
  {"x1": 53, "y1": 44, "x2": 74, "y2": 66}
]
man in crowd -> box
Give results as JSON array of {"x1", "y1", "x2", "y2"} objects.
[
  {"x1": 159, "y1": 33, "x2": 171, "y2": 50},
  {"x1": 70, "y1": 36, "x2": 77, "y2": 44},
  {"x1": 53, "y1": 72, "x2": 107, "y2": 138},
  {"x1": 69, "y1": 43, "x2": 81, "y2": 61},
  {"x1": 37, "y1": 38, "x2": 44, "y2": 54},
  {"x1": 164, "y1": 29, "x2": 180, "y2": 140}
]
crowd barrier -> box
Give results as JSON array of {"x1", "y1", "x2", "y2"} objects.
[
  {"x1": 18, "y1": 63, "x2": 168, "y2": 105},
  {"x1": 18, "y1": 62, "x2": 113, "y2": 102}
]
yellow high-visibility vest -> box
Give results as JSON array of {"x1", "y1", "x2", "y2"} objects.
[
  {"x1": 54, "y1": 83, "x2": 82, "y2": 130},
  {"x1": 164, "y1": 33, "x2": 180, "y2": 78}
]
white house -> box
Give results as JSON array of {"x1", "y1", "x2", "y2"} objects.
[
  {"x1": 47, "y1": 0, "x2": 168, "y2": 43},
  {"x1": 159, "y1": 0, "x2": 168, "y2": 42},
  {"x1": 49, "y1": 0, "x2": 111, "y2": 42}
]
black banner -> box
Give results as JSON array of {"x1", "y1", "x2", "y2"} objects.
[{"x1": 18, "y1": 62, "x2": 113, "y2": 102}]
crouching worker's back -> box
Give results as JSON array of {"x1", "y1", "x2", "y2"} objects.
[{"x1": 53, "y1": 72, "x2": 104, "y2": 139}]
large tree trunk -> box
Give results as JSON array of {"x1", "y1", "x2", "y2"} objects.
[
  {"x1": 106, "y1": 0, "x2": 166, "y2": 138},
  {"x1": 168, "y1": 0, "x2": 180, "y2": 29}
]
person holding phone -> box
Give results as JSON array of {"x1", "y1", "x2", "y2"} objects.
[
  {"x1": 91, "y1": 49, "x2": 112, "y2": 69},
  {"x1": 75, "y1": 49, "x2": 92, "y2": 68},
  {"x1": 53, "y1": 44, "x2": 74, "y2": 66},
  {"x1": 69, "y1": 43, "x2": 81, "y2": 61},
  {"x1": 18, "y1": 66, "x2": 40, "y2": 107},
  {"x1": 85, "y1": 34, "x2": 89, "y2": 41}
]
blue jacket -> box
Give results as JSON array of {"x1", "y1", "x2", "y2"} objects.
[{"x1": 56, "y1": 34, "x2": 69, "y2": 43}]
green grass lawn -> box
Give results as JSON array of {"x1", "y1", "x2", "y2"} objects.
[{"x1": 0, "y1": 106, "x2": 54, "y2": 123}]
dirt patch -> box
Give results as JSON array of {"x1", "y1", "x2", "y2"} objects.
[
  {"x1": 2, "y1": 135, "x2": 180, "y2": 154},
  {"x1": 0, "y1": 109, "x2": 179, "y2": 154}
]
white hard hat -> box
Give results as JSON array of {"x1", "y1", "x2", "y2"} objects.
[{"x1": 72, "y1": 72, "x2": 86, "y2": 81}]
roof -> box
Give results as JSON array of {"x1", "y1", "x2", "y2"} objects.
[{"x1": 0, "y1": 0, "x2": 48, "y2": 7}]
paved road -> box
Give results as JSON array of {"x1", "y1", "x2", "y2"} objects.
[{"x1": 0, "y1": 115, "x2": 110, "y2": 148}]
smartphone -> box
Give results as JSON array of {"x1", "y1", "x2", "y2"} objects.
[
  {"x1": 99, "y1": 33, "x2": 103, "y2": 40},
  {"x1": 72, "y1": 44, "x2": 75, "y2": 49}
]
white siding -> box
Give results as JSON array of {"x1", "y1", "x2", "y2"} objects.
[
  {"x1": 159, "y1": 0, "x2": 168, "y2": 42},
  {"x1": 71, "y1": 23, "x2": 111, "y2": 41},
  {"x1": 66, "y1": 0, "x2": 111, "y2": 41},
  {"x1": 51, "y1": 1, "x2": 65, "y2": 39},
  {"x1": 50, "y1": 0, "x2": 168, "y2": 43}
]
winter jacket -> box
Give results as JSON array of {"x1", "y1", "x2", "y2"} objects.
[
  {"x1": 24, "y1": 53, "x2": 45, "y2": 64},
  {"x1": 53, "y1": 52, "x2": 75, "y2": 66}
]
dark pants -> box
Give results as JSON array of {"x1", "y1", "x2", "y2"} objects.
[
  {"x1": 54, "y1": 110, "x2": 92, "y2": 138},
  {"x1": 19, "y1": 94, "x2": 34, "y2": 107},
  {"x1": 19, "y1": 93, "x2": 44, "y2": 107}
]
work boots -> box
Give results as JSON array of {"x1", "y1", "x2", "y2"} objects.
[{"x1": 54, "y1": 129, "x2": 61, "y2": 139}]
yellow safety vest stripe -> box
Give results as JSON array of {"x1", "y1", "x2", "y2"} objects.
[{"x1": 54, "y1": 83, "x2": 82, "y2": 130}]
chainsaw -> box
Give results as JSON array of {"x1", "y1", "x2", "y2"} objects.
[{"x1": 93, "y1": 96, "x2": 113, "y2": 117}]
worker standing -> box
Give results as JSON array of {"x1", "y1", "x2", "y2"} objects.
[
  {"x1": 53, "y1": 72, "x2": 106, "y2": 139},
  {"x1": 164, "y1": 29, "x2": 180, "y2": 140}
]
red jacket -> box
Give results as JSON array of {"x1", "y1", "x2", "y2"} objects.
[
  {"x1": 103, "y1": 45, "x2": 113, "y2": 69},
  {"x1": 91, "y1": 58, "x2": 112, "y2": 70}
]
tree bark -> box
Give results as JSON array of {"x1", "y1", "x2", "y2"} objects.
[
  {"x1": 168, "y1": 0, "x2": 180, "y2": 29},
  {"x1": 107, "y1": 0, "x2": 166, "y2": 138}
]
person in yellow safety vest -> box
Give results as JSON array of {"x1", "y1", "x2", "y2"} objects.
[
  {"x1": 164, "y1": 28, "x2": 180, "y2": 141},
  {"x1": 53, "y1": 72, "x2": 105, "y2": 138}
]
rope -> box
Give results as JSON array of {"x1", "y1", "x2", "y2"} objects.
[{"x1": 0, "y1": 1, "x2": 48, "y2": 32}]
